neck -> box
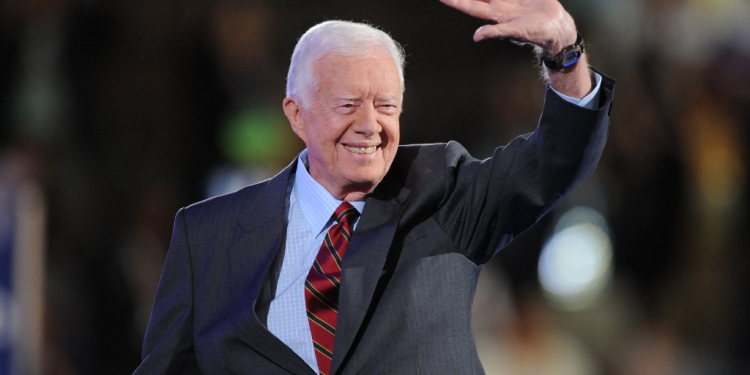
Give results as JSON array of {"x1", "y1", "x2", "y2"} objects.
[
  {"x1": 338, "y1": 190, "x2": 369, "y2": 202},
  {"x1": 326, "y1": 181, "x2": 374, "y2": 201}
]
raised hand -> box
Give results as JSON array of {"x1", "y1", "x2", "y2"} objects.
[{"x1": 439, "y1": 0, "x2": 577, "y2": 57}]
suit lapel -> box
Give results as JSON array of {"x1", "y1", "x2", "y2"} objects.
[
  {"x1": 228, "y1": 159, "x2": 316, "y2": 375},
  {"x1": 331, "y1": 177, "x2": 411, "y2": 374}
]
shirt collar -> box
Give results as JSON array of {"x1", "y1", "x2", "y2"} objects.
[{"x1": 294, "y1": 150, "x2": 365, "y2": 236}]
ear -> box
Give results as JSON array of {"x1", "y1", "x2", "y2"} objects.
[{"x1": 283, "y1": 96, "x2": 306, "y2": 143}]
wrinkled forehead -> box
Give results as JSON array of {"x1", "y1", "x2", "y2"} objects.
[
  {"x1": 312, "y1": 49, "x2": 403, "y2": 92},
  {"x1": 315, "y1": 46, "x2": 396, "y2": 69}
]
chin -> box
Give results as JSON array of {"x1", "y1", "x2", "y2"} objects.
[{"x1": 342, "y1": 173, "x2": 383, "y2": 192}]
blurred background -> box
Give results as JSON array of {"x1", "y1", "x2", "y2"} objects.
[{"x1": 1, "y1": 0, "x2": 749, "y2": 373}]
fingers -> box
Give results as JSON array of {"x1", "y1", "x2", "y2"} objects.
[{"x1": 439, "y1": 0, "x2": 492, "y2": 20}]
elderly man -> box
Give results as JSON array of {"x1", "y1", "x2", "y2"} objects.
[{"x1": 134, "y1": 0, "x2": 613, "y2": 374}]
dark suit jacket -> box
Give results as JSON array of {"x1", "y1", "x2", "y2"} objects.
[{"x1": 134, "y1": 75, "x2": 614, "y2": 374}]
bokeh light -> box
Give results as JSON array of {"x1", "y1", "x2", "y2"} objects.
[{"x1": 539, "y1": 207, "x2": 613, "y2": 311}]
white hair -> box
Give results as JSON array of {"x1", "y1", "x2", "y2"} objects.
[{"x1": 286, "y1": 20, "x2": 406, "y2": 107}]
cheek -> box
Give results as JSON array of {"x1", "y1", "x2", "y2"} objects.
[
  {"x1": 307, "y1": 127, "x2": 338, "y2": 153},
  {"x1": 384, "y1": 121, "x2": 400, "y2": 147}
]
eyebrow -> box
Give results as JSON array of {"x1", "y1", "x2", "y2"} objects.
[
  {"x1": 335, "y1": 96, "x2": 359, "y2": 101},
  {"x1": 333, "y1": 95, "x2": 400, "y2": 102},
  {"x1": 378, "y1": 95, "x2": 399, "y2": 102}
]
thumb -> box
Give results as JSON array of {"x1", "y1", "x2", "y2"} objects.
[{"x1": 473, "y1": 23, "x2": 526, "y2": 42}]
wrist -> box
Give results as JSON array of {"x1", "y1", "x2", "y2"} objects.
[
  {"x1": 539, "y1": 34, "x2": 585, "y2": 70},
  {"x1": 545, "y1": 53, "x2": 592, "y2": 99}
]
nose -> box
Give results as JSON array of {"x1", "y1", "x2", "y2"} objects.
[{"x1": 352, "y1": 104, "x2": 381, "y2": 136}]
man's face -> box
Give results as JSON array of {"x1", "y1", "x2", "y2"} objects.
[{"x1": 284, "y1": 49, "x2": 402, "y2": 200}]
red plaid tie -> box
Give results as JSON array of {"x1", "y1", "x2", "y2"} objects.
[{"x1": 305, "y1": 202, "x2": 359, "y2": 375}]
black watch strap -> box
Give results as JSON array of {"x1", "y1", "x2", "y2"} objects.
[{"x1": 540, "y1": 34, "x2": 585, "y2": 70}]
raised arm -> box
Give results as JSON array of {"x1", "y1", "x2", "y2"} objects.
[{"x1": 440, "y1": 0, "x2": 593, "y2": 99}]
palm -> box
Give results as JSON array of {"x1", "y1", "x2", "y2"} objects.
[{"x1": 440, "y1": 0, "x2": 576, "y2": 54}]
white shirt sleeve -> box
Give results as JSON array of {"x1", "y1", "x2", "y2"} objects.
[{"x1": 550, "y1": 71, "x2": 603, "y2": 110}]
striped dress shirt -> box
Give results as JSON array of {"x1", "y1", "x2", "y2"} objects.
[{"x1": 267, "y1": 151, "x2": 364, "y2": 373}]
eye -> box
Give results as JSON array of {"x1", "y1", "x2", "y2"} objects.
[
  {"x1": 379, "y1": 104, "x2": 398, "y2": 113},
  {"x1": 335, "y1": 103, "x2": 357, "y2": 114}
]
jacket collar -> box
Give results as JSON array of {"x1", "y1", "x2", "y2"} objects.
[{"x1": 229, "y1": 158, "x2": 317, "y2": 374}]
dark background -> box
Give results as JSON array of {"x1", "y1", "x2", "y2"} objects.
[{"x1": 1, "y1": 0, "x2": 749, "y2": 373}]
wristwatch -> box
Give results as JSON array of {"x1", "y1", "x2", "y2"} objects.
[{"x1": 540, "y1": 34, "x2": 584, "y2": 70}]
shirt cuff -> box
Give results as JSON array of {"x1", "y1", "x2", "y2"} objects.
[{"x1": 550, "y1": 72, "x2": 603, "y2": 110}]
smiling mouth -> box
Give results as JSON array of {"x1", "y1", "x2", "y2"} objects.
[{"x1": 343, "y1": 145, "x2": 378, "y2": 154}]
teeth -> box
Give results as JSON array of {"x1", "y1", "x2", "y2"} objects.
[{"x1": 344, "y1": 145, "x2": 377, "y2": 154}]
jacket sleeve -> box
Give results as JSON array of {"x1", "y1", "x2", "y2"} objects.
[
  {"x1": 133, "y1": 208, "x2": 202, "y2": 374},
  {"x1": 434, "y1": 73, "x2": 615, "y2": 265}
]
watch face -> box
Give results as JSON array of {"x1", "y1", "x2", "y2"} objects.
[{"x1": 561, "y1": 49, "x2": 581, "y2": 68}]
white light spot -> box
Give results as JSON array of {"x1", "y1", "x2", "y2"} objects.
[{"x1": 539, "y1": 207, "x2": 613, "y2": 310}]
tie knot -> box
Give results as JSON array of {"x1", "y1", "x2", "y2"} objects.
[{"x1": 333, "y1": 202, "x2": 359, "y2": 226}]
